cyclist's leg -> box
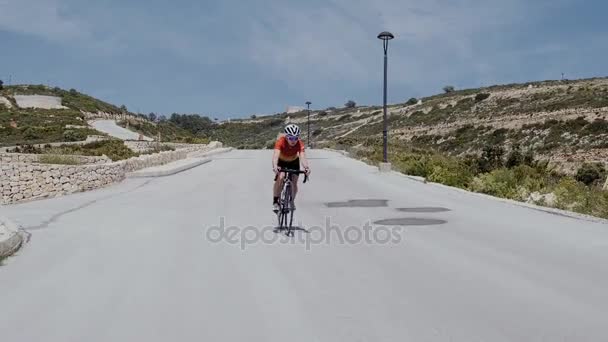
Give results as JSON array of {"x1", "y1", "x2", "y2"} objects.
[
  {"x1": 274, "y1": 159, "x2": 288, "y2": 204},
  {"x1": 290, "y1": 158, "x2": 301, "y2": 202},
  {"x1": 291, "y1": 174, "x2": 299, "y2": 199},
  {"x1": 273, "y1": 172, "x2": 284, "y2": 199}
]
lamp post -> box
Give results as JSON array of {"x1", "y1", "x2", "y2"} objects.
[
  {"x1": 306, "y1": 101, "x2": 312, "y2": 148},
  {"x1": 377, "y1": 31, "x2": 394, "y2": 169}
]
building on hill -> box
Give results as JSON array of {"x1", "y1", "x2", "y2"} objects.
[{"x1": 286, "y1": 106, "x2": 304, "y2": 114}]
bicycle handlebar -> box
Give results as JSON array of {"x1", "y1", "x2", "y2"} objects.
[{"x1": 275, "y1": 168, "x2": 309, "y2": 183}]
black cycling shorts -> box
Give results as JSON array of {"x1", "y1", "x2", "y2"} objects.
[{"x1": 278, "y1": 158, "x2": 300, "y2": 171}]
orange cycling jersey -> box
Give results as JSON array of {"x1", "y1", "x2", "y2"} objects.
[{"x1": 274, "y1": 135, "x2": 305, "y2": 162}]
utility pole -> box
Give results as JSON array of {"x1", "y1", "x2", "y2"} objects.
[
  {"x1": 306, "y1": 101, "x2": 312, "y2": 148},
  {"x1": 377, "y1": 31, "x2": 394, "y2": 171}
]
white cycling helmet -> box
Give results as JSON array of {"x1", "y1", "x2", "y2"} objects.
[{"x1": 284, "y1": 124, "x2": 301, "y2": 137}]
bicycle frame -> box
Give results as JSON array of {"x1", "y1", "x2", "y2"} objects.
[{"x1": 275, "y1": 168, "x2": 308, "y2": 236}]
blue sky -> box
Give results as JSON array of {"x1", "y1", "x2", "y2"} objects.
[{"x1": 1, "y1": 0, "x2": 607, "y2": 119}]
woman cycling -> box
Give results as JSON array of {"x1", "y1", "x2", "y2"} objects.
[{"x1": 272, "y1": 124, "x2": 310, "y2": 212}]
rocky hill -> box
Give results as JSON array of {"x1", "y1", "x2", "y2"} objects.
[
  {"x1": 4, "y1": 78, "x2": 607, "y2": 172},
  {"x1": 0, "y1": 84, "x2": 197, "y2": 147},
  {"x1": 206, "y1": 77, "x2": 608, "y2": 174}
]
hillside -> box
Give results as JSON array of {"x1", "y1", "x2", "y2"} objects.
[
  {"x1": 5, "y1": 79, "x2": 607, "y2": 167},
  {"x1": 0, "y1": 84, "x2": 197, "y2": 146},
  {"x1": 196, "y1": 77, "x2": 608, "y2": 172}
]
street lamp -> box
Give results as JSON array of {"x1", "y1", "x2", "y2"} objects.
[
  {"x1": 377, "y1": 31, "x2": 394, "y2": 168},
  {"x1": 306, "y1": 101, "x2": 312, "y2": 148}
]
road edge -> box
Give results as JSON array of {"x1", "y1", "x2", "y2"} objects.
[
  {"x1": 126, "y1": 147, "x2": 233, "y2": 178},
  {"x1": 323, "y1": 148, "x2": 608, "y2": 225},
  {"x1": 0, "y1": 215, "x2": 25, "y2": 260},
  {"x1": 127, "y1": 158, "x2": 211, "y2": 178}
]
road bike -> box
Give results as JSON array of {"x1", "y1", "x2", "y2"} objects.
[{"x1": 274, "y1": 168, "x2": 308, "y2": 236}]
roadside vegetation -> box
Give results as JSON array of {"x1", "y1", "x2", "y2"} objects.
[
  {"x1": 329, "y1": 136, "x2": 608, "y2": 219},
  {"x1": 115, "y1": 119, "x2": 208, "y2": 144},
  {"x1": 6, "y1": 140, "x2": 171, "y2": 161},
  {"x1": 0, "y1": 107, "x2": 100, "y2": 146}
]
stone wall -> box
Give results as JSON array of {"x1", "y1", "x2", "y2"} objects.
[
  {"x1": 124, "y1": 141, "x2": 214, "y2": 153},
  {"x1": 124, "y1": 141, "x2": 156, "y2": 153},
  {"x1": 1, "y1": 162, "x2": 125, "y2": 203},
  {"x1": 85, "y1": 135, "x2": 112, "y2": 143},
  {"x1": 0, "y1": 153, "x2": 110, "y2": 165},
  {"x1": 0, "y1": 145, "x2": 216, "y2": 205},
  {"x1": 121, "y1": 149, "x2": 189, "y2": 173},
  {"x1": 82, "y1": 111, "x2": 151, "y2": 124}
]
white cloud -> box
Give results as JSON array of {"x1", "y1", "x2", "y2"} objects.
[
  {"x1": 244, "y1": 0, "x2": 541, "y2": 89},
  {"x1": 0, "y1": 0, "x2": 90, "y2": 42}
]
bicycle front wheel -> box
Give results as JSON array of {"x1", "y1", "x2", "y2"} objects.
[{"x1": 278, "y1": 183, "x2": 290, "y2": 230}]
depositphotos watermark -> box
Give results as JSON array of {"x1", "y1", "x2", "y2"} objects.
[{"x1": 204, "y1": 217, "x2": 403, "y2": 250}]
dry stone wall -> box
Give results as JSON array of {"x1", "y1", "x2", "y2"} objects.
[
  {"x1": 82, "y1": 111, "x2": 150, "y2": 124},
  {"x1": 124, "y1": 141, "x2": 215, "y2": 153},
  {"x1": 0, "y1": 144, "x2": 219, "y2": 205}
]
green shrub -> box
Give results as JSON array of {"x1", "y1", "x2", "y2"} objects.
[
  {"x1": 400, "y1": 155, "x2": 434, "y2": 177},
  {"x1": 10, "y1": 144, "x2": 42, "y2": 154},
  {"x1": 485, "y1": 128, "x2": 508, "y2": 145},
  {"x1": 427, "y1": 162, "x2": 473, "y2": 188},
  {"x1": 22, "y1": 127, "x2": 42, "y2": 140},
  {"x1": 38, "y1": 155, "x2": 80, "y2": 165},
  {"x1": 470, "y1": 168, "x2": 519, "y2": 199},
  {"x1": 477, "y1": 144, "x2": 505, "y2": 173},
  {"x1": 523, "y1": 150, "x2": 535, "y2": 166},
  {"x1": 575, "y1": 163, "x2": 606, "y2": 186},
  {"x1": 469, "y1": 164, "x2": 548, "y2": 200},
  {"x1": 475, "y1": 93, "x2": 491, "y2": 102},
  {"x1": 505, "y1": 144, "x2": 524, "y2": 168},
  {"x1": 345, "y1": 100, "x2": 356, "y2": 108},
  {"x1": 182, "y1": 136, "x2": 210, "y2": 144},
  {"x1": 513, "y1": 165, "x2": 549, "y2": 194},
  {"x1": 406, "y1": 97, "x2": 418, "y2": 105},
  {"x1": 443, "y1": 86, "x2": 455, "y2": 93},
  {"x1": 79, "y1": 140, "x2": 137, "y2": 161},
  {"x1": 63, "y1": 129, "x2": 86, "y2": 142},
  {"x1": 553, "y1": 177, "x2": 590, "y2": 212},
  {"x1": 583, "y1": 119, "x2": 608, "y2": 135}
]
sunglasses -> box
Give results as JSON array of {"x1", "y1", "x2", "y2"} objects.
[{"x1": 287, "y1": 135, "x2": 298, "y2": 141}]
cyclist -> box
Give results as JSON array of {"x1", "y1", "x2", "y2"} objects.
[{"x1": 272, "y1": 124, "x2": 310, "y2": 212}]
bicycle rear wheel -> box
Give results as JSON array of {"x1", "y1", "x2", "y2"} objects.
[
  {"x1": 277, "y1": 204, "x2": 284, "y2": 228},
  {"x1": 285, "y1": 184, "x2": 294, "y2": 236},
  {"x1": 288, "y1": 201, "x2": 294, "y2": 231},
  {"x1": 278, "y1": 182, "x2": 290, "y2": 231}
]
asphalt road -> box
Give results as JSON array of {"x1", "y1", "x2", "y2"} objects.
[
  {"x1": 90, "y1": 120, "x2": 153, "y2": 141},
  {"x1": 0, "y1": 149, "x2": 607, "y2": 342}
]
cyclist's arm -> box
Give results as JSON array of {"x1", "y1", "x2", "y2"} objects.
[
  {"x1": 299, "y1": 151, "x2": 310, "y2": 170},
  {"x1": 272, "y1": 148, "x2": 280, "y2": 171}
]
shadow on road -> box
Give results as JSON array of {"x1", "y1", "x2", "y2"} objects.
[{"x1": 273, "y1": 226, "x2": 309, "y2": 234}]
